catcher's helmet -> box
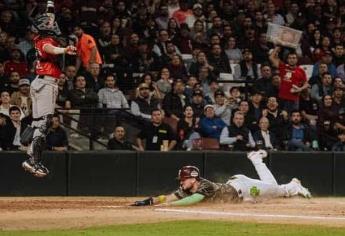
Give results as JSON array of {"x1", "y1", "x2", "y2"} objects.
[
  {"x1": 178, "y1": 166, "x2": 200, "y2": 181},
  {"x1": 31, "y1": 13, "x2": 61, "y2": 37}
]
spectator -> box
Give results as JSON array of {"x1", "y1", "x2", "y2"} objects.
[
  {"x1": 153, "y1": 29, "x2": 181, "y2": 57},
  {"x1": 186, "y1": 3, "x2": 205, "y2": 29},
  {"x1": 3, "y1": 48, "x2": 28, "y2": 77},
  {"x1": 176, "y1": 105, "x2": 200, "y2": 150},
  {"x1": 207, "y1": 44, "x2": 232, "y2": 75},
  {"x1": 255, "y1": 64, "x2": 273, "y2": 95},
  {"x1": 299, "y1": 88, "x2": 319, "y2": 128},
  {"x1": 156, "y1": 67, "x2": 173, "y2": 97},
  {"x1": 172, "y1": 1, "x2": 192, "y2": 25},
  {"x1": 56, "y1": 73, "x2": 71, "y2": 109},
  {"x1": 103, "y1": 34, "x2": 126, "y2": 67},
  {"x1": 141, "y1": 73, "x2": 162, "y2": 100},
  {"x1": 220, "y1": 111, "x2": 255, "y2": 151},
  {"x1": 10, "y1": 78, "x2": 31, "y2": 117},
  {"x1": 46, "y1": 115, "x2": 68, "y2": 151},
  {"x1": 332, "y1": 132, "x2": 345, "y2": 151},
  {"x1": 0, "y1": 90, "x2": 24, "y2": 119},
  {"x1": 155, "y1": 5, "x2": 170, "y2": 30},
  {"x1": 131, "y1": 39, "x2": 160, "y2": 73},
  {"x1": 107, "y1": 126, "x2": 138, "y2": 150},
  {"x1": 333, "y1": 88, "x2": 345, "y2": 111},
  {"x1": 184, "y1": 76, "x2": 199, "y2": 98},
  {"x1": 69, "y1": 75, "x2": 98, "y2": 108},
  {"x1": 137, "y1": 109, "x2": 177, "y2": 151},
  {"x1": 311, "y1": 72, "x2": 333, "y2": 102},
  {"x1": 224, "y1": 37, "x2": 242, "y2": 63},
  {"x1": 233, "y1": 48, "x2": 259, "y2": 81},
  {"x1": 84, "y1": 63, "x2": 104, "y2": 92},
  {"x1": 266, "y1": 2, "x2": 285, "y2": 25},
  {"x1": 74, "y1": 25, "x2": 102, "y2": 70},
  {"x1": 214, "y1": 89, "x2": 233, "y2": 126},
  {"x1": 166, "y1": 54, "x2": 188, "y2": 81},
  {"x1": 253, "y1": 117, "x2": 278, "y2": 150},
  {"x1": 7, "y1": 71, "x2": 20, "y2": 94},
  {"x1": 309, "y1": 62, "x2": 328, "y2": 85},
  {"x1": 312, "y1": 50, "x2": 337, "y2": 78},
  {"x1": 189, "y1": 51, "x2": 216, "y2": 77},
  {"x1": 269, "y1": 47, "x2": 309, "y2": 113},
  {"x1": 3, "y1": 106, "x2": 28, "y2": 150},
  {"x1": 235, "y1": 100, "x2": 257, "y2": 133},
  {"x1": 333, "y1": 44, "x2": 345, "y2": 67},
  {"x1": 248, "y1": 90, "x2": 265, "y2": 123},
  {"x1": 97, "y1": 74, "x2": 128, "y2": 110},
  {"x1": 317, "y1": 95, "x2": 339, "y2": 150},
  {"x1": 284, "y1": 110, "x2": 314, "y2": 151},
  {"x1": 162, "y1": 79, "x2": 188, "y2": 122},
  {"x1": 264, "y1": 96, "x2": 289, "y2": 147},
  {"x1": 200, "y1": 104, "x2": 226, "y2": 139},
  {"x1": 190, "y1": 89, "x2": 205, "y2": 118},
  {"x1": 131, "y1": 83, "x2": 161, "y2": 122},
  {"x1": 64, "y1": 65, "x2": 77, "y2": 90}
]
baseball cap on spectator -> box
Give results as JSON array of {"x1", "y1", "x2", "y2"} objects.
[
  {"x1": 204, "y1": 104, "x2": 214, "y2": 111},
  {"x1": 193, "y1": 3, "x2": 202, "y2": 9},
  {"x1": 214, "y1": 89, "x2": 225, "y2": 97},
  {"x1": 18, "y1": 79, "x2": 30, "y2": 87},
  {"x1": 193, "y1": 89, "x2": 203, "y2": 97}
]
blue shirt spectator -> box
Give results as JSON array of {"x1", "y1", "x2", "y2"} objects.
[{"x1": 200, "y1": 105, "x2": 226, "y2": 139}]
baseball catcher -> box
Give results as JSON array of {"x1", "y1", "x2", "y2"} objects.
[
  {"x1": 131, "y1": 150, "x2": 311, "y2": 206},
  {"x1": 21, "y1": 0, "x2": 76, "y2": 177}
]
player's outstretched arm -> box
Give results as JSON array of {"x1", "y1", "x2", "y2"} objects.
[
  {"x1": 43, "y1": 44, "x2": 77, "y2": 55},
  {"x1": 130, "y1": 193, "x2": 178, "y2": 206}
]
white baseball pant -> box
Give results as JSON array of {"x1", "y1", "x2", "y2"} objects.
[
  {"x1": 226, "y1": 153, "x2": 303, "y2": 201},
  {"x1": 27, "y1": 75, "x2": 58, "y2": 160}
]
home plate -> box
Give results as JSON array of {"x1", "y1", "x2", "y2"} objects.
[{"x1": 155, "y1": 208, "x2": 345, "y2": 221}]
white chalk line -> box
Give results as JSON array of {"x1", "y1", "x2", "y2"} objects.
[{"x1": 155, "y1": 208, "x2": 345, "y2": 221}]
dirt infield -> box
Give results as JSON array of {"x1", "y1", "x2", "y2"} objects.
[{"x1": 1, "y1": 197, "x2": 345, "y2": 230}]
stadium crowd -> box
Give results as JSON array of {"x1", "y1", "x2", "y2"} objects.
[{"x1": 0, "y1": 0, "x2": 344, "y2": 152}]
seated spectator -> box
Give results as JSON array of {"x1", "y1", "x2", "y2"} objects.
[
  {"x1": 107, "y1": 126, "x2": 138, "y2": 150},
  {"x1": 233, "y1": 48, "x2": 259, "y2": 81},
  {"x1": 311, "y1": 72, "x2": 333, "y2": 102},
  {"x1": 264, "y1": 96, "x2": 289, "y2": 147},
  {"x1": 69, "y1": 75, "x2": 99, "y2": 108},
  {"x1": 10, "y1": 78, "x2": 31, "y2": 117},
  {"x1": 190, "y1": 89, "x2": 205, "y2": 118},
  {"x1": 337, "y1": 63, "x2": 345, "y2": 81},
  {"x1": 167, "y1": 54, "x2": 188, "y2": 81},
  {"x1": 309, "y1": 63, "x2": 328, "y2": 85},
  {"x1": 207, "y1": 44, "x2": 232, "y2": 75},
  {"x1": 284, "y1": 110, "x2": 314, "y2": 151},
  {"x1": 46, "y1": 115, "x2": 68, "y2": 151},
  {"x1": 204, "y1": 80, "x2": 219, "y2": 104},
  {"x1": 131, "y1": 83, "x2": 161, "y2": 122},
  {"x1": 184, "y1": 76, "x2": 199, "y2": 98},
  {"x1": 253, "y1": 117, "x2": 278, "y2": 150},
  {"x1": 98, "y1": 74, "x2": 128, "y2": 109},
  {"x1": 312, "y1": 51, "x2": 337, "y2": 78},
  {"x1": 200, "y1": 105, "x2": 226, "y2": 139},
  {"x1": 84, "y1": 63, "x2": 104, "y2": 93},
  {"x1": 137, "y1": 109, "x2": 177, "y2": 151},
  {"x1": 3, "y1": 106, "x2": 28, "y2": 150},
  {"x1": 56, "y1": 73, "x2": 71, "y2": 109},
  {"x1": 332, "y1": 132, "x2": 345, "y2": 152},
  {"x1": 189, "y1": 51, "x2": 217, "y2": 77},
  {"x1": 332, "y1": 88, "x2": 345, "y2": 111},
  {"x1": 153, "y1": 29, "x2": 181, "y2": 57},
  {"x1": 220, "y1": 111, "x2": 255, "y2": 151},
  {"x1": 333, "y1": 44, "x2": 345, "y2": 67},
  {"x1": 224, "y1": 37, "x2": 242, "y2": 63},
  {"x1": 176, "y1": 105, "x2": 200, "y2": 150},
  {"x1": 234, "y1": 100, "x2": 257, "y2": 133},
  {"x1": 156, "y1": 67, "x2": 173, "y2": 97},
  {"x1": 255, "y1": 64, "x2": 273, "y2": 95},
  {"x1": 131, "y1": 39, "x2": 161, "y2": 73},
  {"x1": 3, "y1": 48, "x2": 28, "y2": 77},
  {"x1": 0, "y1": 90, "x2": 24, "y2": 119},
  {"x1": 64, "y1": 65, "x2": 77, "y2": 90},
  {"x1": 214, "y1": 89, "x2": 233, "y2": 126},
  {"x1": 317, "y1": 95, "x2": 339, "y2": 150},
  {"x1": 7, "y1": 71, "x2": 21, "y2": 94},
  {"x1": 140, "y1": 73, "x2": 162, "y2": 100},
  {"x1": 172, "y1": 0, "x2": 192, "y2": 25},
  {"x1": 299, "y1": 88, "x2": 319, "y2": 127},
  {"x1": 162, "y1": 79, "x2": 188, "y2": 122},
  {"x1": 248, "y1": 90, "x2": 265, "y2": 124}
]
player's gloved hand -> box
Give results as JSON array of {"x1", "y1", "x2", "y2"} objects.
[
  {"x1": 131, "y1": 197, "x2": 154, "y2": 206},
  {"x1": 65, "y1": 45, "x2": 77, "y2": 55}
]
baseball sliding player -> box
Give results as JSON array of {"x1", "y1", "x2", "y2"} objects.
[
  {"x1": 21, "y1": 1, "x2": 76, "y2": 177},
  {"x1": 132, "y1": 150, "x2": 311, "y2": 206}
]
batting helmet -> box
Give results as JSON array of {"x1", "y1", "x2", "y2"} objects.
[
  {"x1": 178, "y1": 166, "x2": 200, "y2": 181},
  {"x1": 31, "y1": 14, "x2": 61, "y2": 37}
]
